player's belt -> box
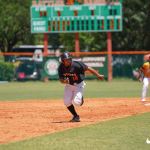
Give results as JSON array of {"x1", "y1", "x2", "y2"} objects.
[{"x1": 71, "y1": 81, "x2": 83, "y2": 86}]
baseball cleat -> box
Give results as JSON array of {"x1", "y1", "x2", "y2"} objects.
[
  {"x1": 141, "y1": 99, "x2": 146, "y2": 102},
  {"x1": 70, "y1": 115, "x2": 80, "y2": 122}
]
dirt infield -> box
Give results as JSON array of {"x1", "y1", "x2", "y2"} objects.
[{"x1": 0, "y1": 98, "x2": 150, "y2": 144}]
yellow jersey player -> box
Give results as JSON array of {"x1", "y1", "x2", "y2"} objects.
[{"x1": 139, "y1": 58, "x2": 150, "y2": 102}]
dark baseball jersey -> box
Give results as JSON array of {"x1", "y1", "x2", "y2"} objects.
[{"x1": 58, "y1": 61, "x2": 88, "y2": 85}]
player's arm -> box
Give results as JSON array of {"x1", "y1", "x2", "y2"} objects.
[
  {"x1": 58, "y1": 66, "x2": 69, "y2": 84},
  {"x1": 86, "y1": 67, "x2": 104, "y2": 80},
  {"x1": 133, "y1": 66, "x2": 144, "y2": 82},
  {"x1": 139, "y1": 63, "x2": 148, "y2": 75}
]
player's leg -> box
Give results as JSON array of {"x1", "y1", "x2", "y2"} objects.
[
  {"x1": 64, "y1": 85, "x2": 79, "y2": 122},
  {"x1": 73, "y1": 81, "x2": 86, "y2": 106},
  {"x1": 141, "y1": 77, "x2": 149, "y2": 102},
  {"x1": 64, "y1": 84, "x2": 73, "y2": 106}
]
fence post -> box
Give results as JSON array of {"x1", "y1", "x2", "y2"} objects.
[{"x1": 107, "y1": 32, "x2": 112, "y2": 81}]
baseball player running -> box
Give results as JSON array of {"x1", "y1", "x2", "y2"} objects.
[
  {"x1": 58, "y1": 52, "x2": 104, "y2": 122},
  {"x1": 139, "y1": 56, "x2": 150, "y2": 102}
]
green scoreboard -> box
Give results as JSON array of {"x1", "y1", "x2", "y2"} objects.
[{"x1": 31, "y1": 3, "x2": 122, "y2": 33}]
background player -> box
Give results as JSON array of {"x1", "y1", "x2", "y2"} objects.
[
  {"x1": 139, "y1": 56, "x2": 150, "y2": 102},
  {"x1": 58, "y1": 52, "x2": 104, "y2": 122}
]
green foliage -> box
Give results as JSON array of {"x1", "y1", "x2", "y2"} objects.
[
  {"x1": 0, "y1": 62, "x2": 15, "y2": 81},
  {"x1": 0, "y1": 0, "x2": 35, "y2": 54},
  {"x1": 60, "y1": 32, "x2": 107, "y2": 52},
  {"x1": 60, "y1": 33, "x2": 75, "y2": 51},
  {"x1": 48, "y1": 33, "x2": 60, "y2": 50},
  {"x1": 80, "y1": 33, "x2": 95, "y2": 51},
  {"x1": 112, "y1": 0, "x2": 150, "y2": 50}
]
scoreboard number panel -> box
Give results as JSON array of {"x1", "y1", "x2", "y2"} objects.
[{"x1": 31, "y1": 3, "x2": 122, "y2": 33}]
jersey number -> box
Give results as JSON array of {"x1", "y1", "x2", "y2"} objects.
[{"x1": 72, "y1": 74, "x2": 78, "y2": 81}]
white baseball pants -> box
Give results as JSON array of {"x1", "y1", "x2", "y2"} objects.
[
  {"x1": 141, "y1": 77, "x2": 150, "y2": 101},
  {"x1": 63, "y1": 81, "x2": 86, "y2": 107}
]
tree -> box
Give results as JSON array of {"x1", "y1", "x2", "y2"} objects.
[
  {"x1": 0, "y1": 0, "x2": 35, "y2": 57},
  {"x1": 49, "y1": 33, "x2": 60, "y2": 50},
  {"x1": 112, "y1": 0, "x2": 150, "y2": 50},
  {"x1": 79, "y1": 33, "x2": 94, "y2": 51},
  {"x1": 60, "y1": 33, "x2": 75, "y2": 52}
]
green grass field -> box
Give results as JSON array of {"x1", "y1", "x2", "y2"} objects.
[
  {"x1": 0, "y1": 78, "x2": 148, "y2": 101},
  {"x1": 0, "y1": 79, "x2": 150, "y2": 150}
]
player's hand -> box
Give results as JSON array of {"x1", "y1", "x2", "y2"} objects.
[
  {"x1": 133, "y1": 69, "x2": 144, "y2": 82},
  {"x1": 64, "y1": 78, "x2": 69, "y2": 84},
  {"x1": 97, "y1": 74, "x2": 104, "y2": 80},
  {"x1": 60, "y1": 78, "x2": 69, "y2": 84}
]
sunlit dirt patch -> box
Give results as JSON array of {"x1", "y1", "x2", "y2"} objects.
[{"x1": 0, "y1": 98, "x2": 150, "y2": 144}]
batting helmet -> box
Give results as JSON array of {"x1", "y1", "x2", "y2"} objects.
[{"x1": 60, "y1": 52, "x2": 72, "y2": 62}]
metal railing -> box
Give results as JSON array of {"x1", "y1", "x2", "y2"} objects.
[{"x1": 0, "y1": 51, "x2": 149, "y2": 57}]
